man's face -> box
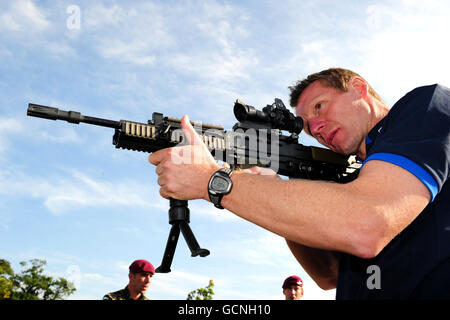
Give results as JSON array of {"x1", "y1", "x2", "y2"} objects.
[
  {"x1": 295, "y1": 79, "x2": 370, "y2": 156},
  {"x1": 283, "y1": 285, "x2": 303, "y2": 300},
  {"x1": 129, "y1": 272, "x2": 153, "y2": 295}
]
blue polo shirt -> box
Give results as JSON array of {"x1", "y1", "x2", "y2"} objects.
[{"x1": 336, "y1": 84, "x2": 450, "y2": 299}]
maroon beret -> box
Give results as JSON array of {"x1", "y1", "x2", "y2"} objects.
[
  {"x1": 282, "y1": 275, "x2": 303, "y2": 289},
  {"x1": 129, "y1": 259, "x2": 155, "y2": 275}
]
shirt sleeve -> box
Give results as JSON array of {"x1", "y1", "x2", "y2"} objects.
[{"x1": 362, "y1": 84, "x2": 450, "y2": 202}]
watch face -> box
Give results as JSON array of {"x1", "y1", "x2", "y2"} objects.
[{"x1": 211, "y1": 176, "x2": 229, "y2": 192}]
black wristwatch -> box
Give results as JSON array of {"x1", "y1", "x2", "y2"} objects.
[{"x1": 208, "y1": 168, "x2": 233, "y2": 209}]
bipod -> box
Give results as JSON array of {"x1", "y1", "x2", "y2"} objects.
[{"x1": 155, "y1": 199, "x2": 210, "y2": 273}]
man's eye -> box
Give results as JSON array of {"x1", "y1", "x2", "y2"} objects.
[{"x1": 315, "y1": 103, "x2": 322, "y2": 110}]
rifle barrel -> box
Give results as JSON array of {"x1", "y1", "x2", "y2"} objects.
[{"x1": 27, "y1": 103, "x2": 122, "y2": 129}]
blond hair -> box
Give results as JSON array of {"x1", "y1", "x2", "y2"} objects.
[{"x1": 288, "y1": 68, "x2": 384, "y2": 107}]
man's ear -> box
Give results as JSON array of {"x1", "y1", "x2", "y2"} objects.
[{"x1": 350, "y1": 76, "x2": 369, "y2": 98}]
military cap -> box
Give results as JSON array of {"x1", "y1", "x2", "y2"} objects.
[
  {"x1": 282, "y1": 275, "x2": 303, "y2": 289},
  {"x1": 129, "y1": 259, "x2": 155, "y2": 274}
]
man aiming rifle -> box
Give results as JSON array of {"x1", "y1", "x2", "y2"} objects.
[
  {"x1": 148, "y1": 68, "x2": 450, "y2": 299},
  {"x1": 26, "y1": 84, "x2": 359, "y2": 273}
]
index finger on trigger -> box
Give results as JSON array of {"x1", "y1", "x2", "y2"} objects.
[{"x1": 148, "y1": 149, "x2": 168, "y2": 166}]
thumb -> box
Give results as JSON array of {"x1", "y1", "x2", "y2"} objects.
[{"x1": 181, "y1": 115, "x2": 204, "y2": 146}]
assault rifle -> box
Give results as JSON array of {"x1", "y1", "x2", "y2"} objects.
[{"x1": 27, "y1": 99, "x2": 361, "y2": 272}]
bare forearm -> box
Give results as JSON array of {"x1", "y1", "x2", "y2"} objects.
[
  {"x1": 286, "y1": 240, "x2": 339, "y2": 290},
  {"x1": 220, "y1": 171, "x2": 362, "y2": 253}
]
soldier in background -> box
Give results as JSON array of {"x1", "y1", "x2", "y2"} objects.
[
  {"x1": 282, "y1": 275, "x2": 303, "y2": 300},
  {"x1": 103, "y1": 259, "x2": 155, "y2": 300}
]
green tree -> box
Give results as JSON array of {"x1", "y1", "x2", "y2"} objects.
[
  {"x1": 186, "y1": 280, "x2": 214, "y2": 300},
  {"x1": 0, "y1": 258, "x2": 76, "y2": 300},
  {"x1": 0, "y1": 259, "x2": 14, "y2": 299}
]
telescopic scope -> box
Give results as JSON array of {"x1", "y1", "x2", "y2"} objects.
[{"x1": 233, "y1": 98, "x2": 303, "y2": 134}]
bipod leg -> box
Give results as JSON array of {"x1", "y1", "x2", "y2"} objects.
[
  {"x1": 155, "y1": 223, "x2": 180, "y2": 273},
  {"x1": 179, "y1": 221, "x2": 210, "y2": 257}
]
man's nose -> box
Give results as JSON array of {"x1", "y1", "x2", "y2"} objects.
[{"x1": 309, "y1": 119, "x2": 326, "y2": 138}]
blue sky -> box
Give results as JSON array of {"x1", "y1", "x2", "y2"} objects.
[{"x1": 0, "y1": 0, "x2": 449, "y2": 300}]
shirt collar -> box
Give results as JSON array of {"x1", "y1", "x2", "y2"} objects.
[
  {"x1": 366, "y1": 119, "x2": 384, "y2": 147},
  {"x1": 125, "y1": 285, "x2": 147, "y2": 300},
  {"x1": 356, "y1": 119, "x2": 385, "y2": 163}
]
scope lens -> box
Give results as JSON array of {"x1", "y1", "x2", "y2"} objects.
[
  {"x1": 234, "y1": 103, "x2": 255, "y2": 122},
  {"x1": 289, "y1": 118, "x2": 304, "y2": 134}
]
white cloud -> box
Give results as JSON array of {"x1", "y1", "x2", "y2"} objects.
[
  {"x1": 0, "y1": 1, "x2": 80, "y2": 61},
  {"x1": 0, "y1": 115, "x2": 84, "y2": 157},
  {"x1": 83, "y1": 1, "x2": 258, "y2": 91},
  {"x1": 83, "y1": 2, "x2": 173, "y2": 66},
  {"x1": 116, "y1": 225, "x2": 147, "y2": 239},
  {"x1": 0, "y1": 0, "x2": 51, "y2": 33},
  {"x1": 38, "y1": 127, "x2": 82, "y2": 144},
  {"x1": 0, "y1": 163, "x2": 243, "y2": 223},
  {"x1": 95, "y1": 38, "x2": 156, "y2": 66},
  {"x1": 84, "y1": 273, "x2": 103, "y2": 280},
  {"x1": 211, "y1": 231, "x2": 336, "y2": 300},
  {"x1": 43, "y1": 172, "x2": 165, "y2": 214},
  {"x1": 272, "y1": 1, "x2": 450, "y2": 108},
  {"x1": 45, "y1": 41, "x2": 78, "y2": 59},
  {"x1": 237, "y1": 233, "x2": 292, "y2": 267},
  {"x1": 115, "y1": 261, "x2": 130, "y2": 273},
  {"x1": 150, "y1": 269, "x2": 213, "y2": 298},
  {"x1": 302, "y1": 280, "x2": 335, "y2": 300},
  {"x1": 0, "y1": 117, "x2": 24, "y2": 155},
  {"x1": 360, "y1": 2, "x2": 450, "y2": 103},
  {"x1": 0, "y1": 168, "x2": 167, "y2": 215}
]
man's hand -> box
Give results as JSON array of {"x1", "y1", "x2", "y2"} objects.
[
  {"x1": 241, "y1": 166, "x2": 280, "y2": 178},
  {"x1": 148, "y1": 115, "x2": 221, "y2": 200}
]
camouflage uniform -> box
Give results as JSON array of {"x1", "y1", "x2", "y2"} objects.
[{"x1": 103, "y1": 286, "x2": 149, "y2": 300}]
